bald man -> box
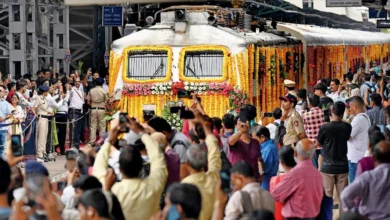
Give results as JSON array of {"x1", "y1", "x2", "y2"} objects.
[
  {"x1": 341, "y1": 141, "x2": 390, "y2": 219},
  {"x1": 271, "y1": 139, "x2": 323, "y2": 219},
  {"x1": 151, "y1": 132, "x2": 180, "y2": 186}
]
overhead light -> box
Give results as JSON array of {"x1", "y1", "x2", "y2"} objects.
[
  {"x1": 145, "y1": 16, "x2": 154, "y2": 26},
  {"x1": 385, "y1": 0, "x2": 390, "y2": 10}
]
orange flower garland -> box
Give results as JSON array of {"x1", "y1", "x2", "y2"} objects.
[{"x1": 255, "y1": 47, "x2": 260, "y2": 119}]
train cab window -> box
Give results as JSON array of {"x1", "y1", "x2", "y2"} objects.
[
  {"x1": 127, "y1": 51, "x2": 168, "y2": 80},
  {"x1": 184, "y1": 51, "x2": 224, "y2": 79}
]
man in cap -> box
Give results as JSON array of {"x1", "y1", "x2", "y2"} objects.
[
  {"x1": 33, "y1": 85, "x2": 52, "y2": 163},
  {"x1": 284, "y1": 79, "x2": 297, "y2": 98},
  {"x1": 87, "y1": 78, "x2": 107, "y2": 145},
  {"x1": 279, "y1": 94, "x2": 306, "y2": 149}
]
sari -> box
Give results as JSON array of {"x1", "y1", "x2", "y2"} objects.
[{"x1": 23, "y1": 112, "x2": 37, "y2": 160}]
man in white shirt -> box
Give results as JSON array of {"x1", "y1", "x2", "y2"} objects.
[
  {"x1": 224, "y1": 161, "x2": 274, "y2": 219},
  {"x1": 265, "y1": 108, "x2": 282, "y2": 141},
  {"x1": 68, "y1": 77, "x2": 84, "y2": 149},
  {"x1": 347, "y1": 96, "x2": 371, "y2": 183},
  {"x1": 103, "y1": 75, "x2": 109, "y2": 92},
  {"x1": 328, "y1": 79, "x2": 346, "y2": 103}
]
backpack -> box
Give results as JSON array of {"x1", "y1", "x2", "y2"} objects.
[
  {"x1": 365, "y1": 83, "x2": 377, "y2": 106},
  {"x1": 273, "y1": 121, "x2": 286, "y2": 147},
  {"x1": 238, "y1": 191, "x2": 253, "y2": 220}
]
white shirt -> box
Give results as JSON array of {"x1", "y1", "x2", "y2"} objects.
[
  {"x1": 69, "y1": 85, "x2": 84, "y2": 111},
  {"x1": 46, "y1": 94, "x2": 64, "y2": 112},
  {"x1": 328, "y1": 92, "x2": 345, "y2": 103},
  {"x1": 103, "y1": 83, "x2": 109, "y2": 92},
  {"x1": 224, "y1": 182, "x2": 275, "y2": 220},
  {"x1": 57, "y1": 91, "x2": 70, "y2": 113},
  {"x1": 347, "y1": 113, "x2": 371, "y2": 163},
  {"x1": 266, "y1": 119, "x2": 281, "y2": 140}
]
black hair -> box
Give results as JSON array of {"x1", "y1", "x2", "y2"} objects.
[
  {"x1": 346, "y1": 73, "x2": 353, "y2": 82},
  {"x1": 119, "y1": 146, "x2": 143, "y2": 178},
  {"x1": 242, "y1": 104, "x2": 257, "y2": 121},
  {"x1": 364, "y1": 74, "x2": 372, "y2": 82},
  {"x1": 79, "y1": 74, "x2": 86, "y2": 81},
  {"x1": 332, "y1": 101, "x2": 346, "y2": 117},
  {"x1": 7, "y1": 82, "x2": 15, "y2": 91},
  {"x1": 0, "y1": 159, "x2": 11, "y2": 194},
  {"x1": 308, "y1": 94, "x2": 320, "y2": 107},
  {"x1": 73, "y1": 175, "x2": 102, "y2": 192},
  {"x1": 255, "y1": 126, "x2": 270, "y2": 140},
  {"x1": 222, "y1": 114, "x2": 235, "y2": 129},
  {"x1": 189, "y1": 130, "x2": 200, "y2": 144},
  {"x1": 195, "y1": 123, "x2": 206, "y2": 140},
  {"x1": 77, "y1": 151, "x2": 90, "y2": 176},
  {"x1": 212, "y1": 117, "x2": 222, "y2": 131},
  {"x1": 369, "y1": 131, "x2": 385, "y2": 152},
  {"x1": 249, "y1": 210, "x2": 275, "y2": 220},
  {"x1": 297, "y1": 89, "x2": 307, "y2": 100},
  {"x1": 16, "y1": 79, "x2": 27, "y2": 91},
  {"x1": 349, "y1": 96, "x2": 365, "y2": 108},
  {"x1": 314, "y1": 83, "x2": 327, "y2": 93},
  {"x1": 147, "y1": 117, "x2": 172, "y2": 133},
  {"x1": 370, "y1": 93, "x2": 382, "y2": 107},
  {"x1": 132, "y1": 139, "x2": 146, "y2": 151},
  {"x1": 78, "y1": 189, "x2": 110, "y2": 218},
  {"x1": 167, "y1": 183, "x2": 202, "y2": 219},
  {"x1": 230, "y1": 161, "x2": 255, "y2": 178},
  {"x1": 272, "y1": 108, "x2": 282, "y2": 120},
  {"x1": 0, "y1": 85, "x2": 6, "y2": 91},
  {"x1": 373, "y1": 141, "x2": 390, "y2": 164},
  {"x1": 279, "y1": 146, "x2": 296, "y2": 168},
  {"x1": 331, "y1": 78, "x2": 340, "y2": 86}
]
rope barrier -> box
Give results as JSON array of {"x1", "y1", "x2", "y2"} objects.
[{"x1": 0, "y1": 109, "x2": 92, "y2": 148}]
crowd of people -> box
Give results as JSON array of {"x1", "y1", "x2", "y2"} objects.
[
  {"x1": 0, "y1": 65, "x2": 389, "y2": 220},
  {"x1": 0, "y1": 69, "x2": 109, "y2": 163}
]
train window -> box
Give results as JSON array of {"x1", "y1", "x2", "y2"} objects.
[
  {"x1": 127, "y1": 51, "x2": 168, "y2": 80},
  {"x1": 184, "y1": 51, "x2": 224, "y2": 78}
]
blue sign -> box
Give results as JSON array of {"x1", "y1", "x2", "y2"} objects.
[
  {"x1": 103, "y1": 6, "x2": 123, "y2": 26},
  {"x1": 369, "y1": 8, "x2": 386, "y2": 19}
]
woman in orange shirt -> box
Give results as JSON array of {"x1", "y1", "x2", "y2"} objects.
[{"x1": 270, "y1": 146, "x2": 297, "y2": 220}]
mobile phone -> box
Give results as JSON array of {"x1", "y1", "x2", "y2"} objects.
[
  {"x1": 263, "y1": 112, "x2": 273, "y2": 117},
  {"x1": 25, "y1": 173, "x2": 45, "y2": 208},
  {"x1": 11, "y1": 135, "x2": 23, "y2": 157},
  {"x1": 179, "y1": 109, "x2": 195, "y2": 119},
  {"x1": 87, "y1": 75, "x2": 93, "y2": 82},
  {"x1": 57, "y1": 181, "x2": 67, "y2": 191},
  {"x1": 119, "y1": 113, "x2": 129, "y2": 133},
  {"x1": 220, "y1": 170, "x2": 231, "y2": 193},
  {"x1": 177, "y1": 89, "x2": 192, "y2": 99}
]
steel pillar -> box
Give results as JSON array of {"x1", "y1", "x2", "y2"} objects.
[{"x1": 93, "y1": 6, "x2": 105, "y2": 73}]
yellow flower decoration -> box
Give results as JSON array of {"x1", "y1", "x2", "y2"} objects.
[
  {"x1": 178, "y1": 45, "x2": 230, "y2": 83},
  {"x1": 122, "y1": 46, "x2": 173, "y2": 84}
]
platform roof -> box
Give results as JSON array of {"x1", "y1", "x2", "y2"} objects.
[{"x1": 277, "y1": 23, "x2": 390, "y2": 46}]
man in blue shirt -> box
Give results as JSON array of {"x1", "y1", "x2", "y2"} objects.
[
  {"x1": 252, "y1": 125, "x2": 279, "y2": 191},
  {"x1": 0, "y1": 85, "x2": 12, "y2": 158}
]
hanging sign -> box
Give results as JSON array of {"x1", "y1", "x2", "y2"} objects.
[
  {"x1": 377, "y1": 20, "x2": 390, "y2": 29},
  {"x1": 104, "y1": 50, "x2": 110, "y2": 67},
  {"x1": 103, "y1": 6, "x2": 123, "y2": 26},
  {"x1": 65, "y1": 49, "x2": 71, "y2": 63},
  {"x1": 326, "y1": 0, "x2": 362, "y2": 7}
]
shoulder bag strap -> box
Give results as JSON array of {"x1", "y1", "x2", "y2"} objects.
[{"x1": 240, "y1": 190, "x2": 253, "y2": 214}]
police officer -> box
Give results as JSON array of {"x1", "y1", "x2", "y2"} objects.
[
  {"x1": 284, "y1": 79, "x2": 297, "y2": 98},
  {"x1": 33, "y1": 85, "x2": 52, "y2": 163},
  {"x1": 87, "y1": 78, "x2": 107, "y2": 144},
  {"x1": 279, "y1": 94, "x2": 306, "y2": 149}
]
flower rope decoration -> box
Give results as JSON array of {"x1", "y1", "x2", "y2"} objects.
[
  {"x1": 269, "y1": 53, "x2": 277, "y2": 85},
  {"x1": 228, "y1": 87, "x2": 249, "y2": 112}
]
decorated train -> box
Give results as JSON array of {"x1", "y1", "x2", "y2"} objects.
[{"x1": 106, "y1": 6, "x2": 390, "y2": 125}]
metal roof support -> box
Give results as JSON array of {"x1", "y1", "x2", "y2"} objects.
[{"x1": 53, "y1": 5, "x2": 70, "y2": 75}]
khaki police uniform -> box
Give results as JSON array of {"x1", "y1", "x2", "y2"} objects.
[
  {"x1": 88, "y1": 86, "x2": 107, "y2": 143},
  {"x1": 35, "y1": 95, "x2": 50, "y2": 158},
  {"x1": 283, "y1": 108, "x2": 305, "y2": 146}
]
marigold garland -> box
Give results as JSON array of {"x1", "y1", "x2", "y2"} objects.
[
  {"x1": 178, "y1": 45, "x2": 230, "y2": 83},
  {"x1": 109, "y1": 52, "x2": 123, "y2": 93},
  {"x1": 122, "y1": 46, "x2": 173, "y2": 84},
  {"x1": 255, "y1": 47, "x2": 260, "y2": 119}
]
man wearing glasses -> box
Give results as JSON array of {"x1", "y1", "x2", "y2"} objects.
[
  {"x1": 0, "y1": 85, "x2": 13, "y2": 158},
  {"x1": 69, "y1": 77, "x2": 84, "y2": 149}
]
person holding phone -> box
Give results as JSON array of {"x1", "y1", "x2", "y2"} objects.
[{"x1": 8, "y1": 94, "x2": 25, "y2": 140}]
